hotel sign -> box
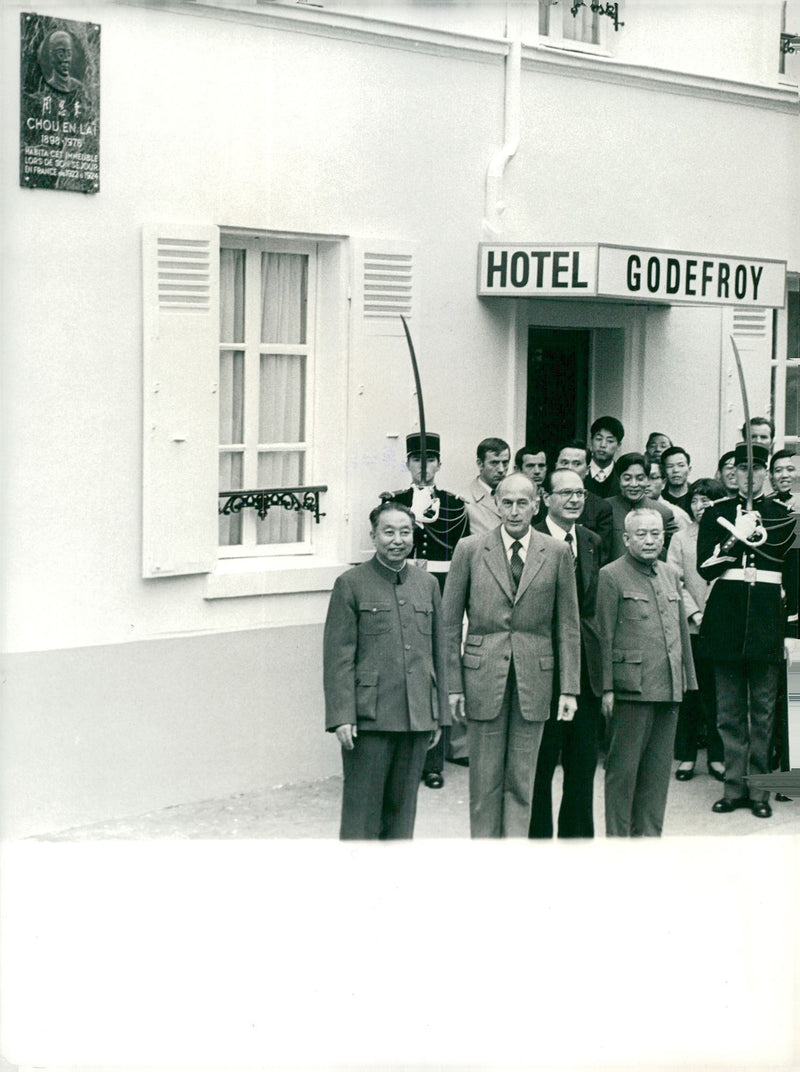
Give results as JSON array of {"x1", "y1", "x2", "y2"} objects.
[{"x1": 478, "y1": 243, "x2": 786, "y2": 308}]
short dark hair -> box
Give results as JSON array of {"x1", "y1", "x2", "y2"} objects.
[
  {"x1": 590, "y1": 416, "x2": 624, "y2": 442},
  {"x1": 770, "y1": 448, "x2": 797, "y2": 474},
  {"x1": 544, "y1": 467, "x2": 584, "y2": 494},
  {"x1": 717, "y1": 450, "x2": 736, "y2": 472},
  {"x1": 555, "y1": 438, "x2": 591, "y2": 465},
  {"x1": 369, "y1": 501, "x2": 415, "y2": 530},
  {"x1": 742, "y1": 416, "x2": 775, "y2": 438},
  {"x1": 646, "y1": 458, "x2": 665, "y2": 478},
  {"x1": 476, "y1": 437, "x2": 510, "y2": 463},
  {"x1": 514, "y1": 444, "x2": 547, "y2": 470},
  {"x1": 645, "y1": 432, "x2": 672, "y2": 450},
  {"x1": 615, "y1": 451, "x2": 648, "y2": 477},
  {"x1": 661, "y1": 446, "x2": 691, "y2": 467},
  {"x1": 689, "y1": 478, "x2": 725, "y2": 500}
]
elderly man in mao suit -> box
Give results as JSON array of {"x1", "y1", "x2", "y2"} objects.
[
  {"x1": 443, "y1": 472, "x2": 581, "y2": 837},
  {"x1": 596, "y1": 507, "x2": 697, "y2": 837},
  {"x1": 529, "y1": 467, "x2": 604, "y2": 839},
  {"x1": 323, "y1": 501, "x2": 450, "y2": 839}
]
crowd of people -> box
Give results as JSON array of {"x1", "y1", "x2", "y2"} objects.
[{"x1": 322, "y1": 416, "x2": 798, "y2": 839}]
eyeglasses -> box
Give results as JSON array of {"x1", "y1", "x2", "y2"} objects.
[{"x1": 549, "y1": 489, "x2": 587, "y2": 500}]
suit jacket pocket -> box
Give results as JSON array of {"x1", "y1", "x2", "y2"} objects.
[
  {"x1": 621, "y1": 591, "x2": 650, "y2": 620},
  {"x1": 612, "y1": 650, "x2": 643, "y2": 693},
  {"x1": 355, "y1": 669, "x2": 379, "y2": 720},
  {"x1": 465, "y1": 634, "x2": 484, "y2": 647},
  {"x1": 462, "y1": 653, "x2": 482, "y2": 669},
  {"x1": 539, "y1": 655, "x2": 555, "y2": 670},
  {"x1": 413, "y1": 602, "x2": 433, "y2": 635},
  {"x1": 358, "y1": 601, "x2": 392, "y2": 634}
]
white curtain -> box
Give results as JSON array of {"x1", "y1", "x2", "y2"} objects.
[{"x1": 261, "y1": 253, "x2": 307, "y2": 344}]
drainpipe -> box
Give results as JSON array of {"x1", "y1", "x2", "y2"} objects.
[{"x1": 482, "y1": 2, "x2": 522, "y2": 237}]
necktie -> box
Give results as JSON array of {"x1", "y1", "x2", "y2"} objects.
[
  {"x1": 565, "y1": 531, "x2": 577, "y2": 568},
  {"x1": 510, "y1": 540, "x2": 523, "y2": 590}
]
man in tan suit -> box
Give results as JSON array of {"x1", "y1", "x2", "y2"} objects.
[
  {"x1": 463, "y1": 437, "x2": 510, "y2": 536},
  {"x1": 443, "y1": 473, "x2": 581, "y2": 837}
]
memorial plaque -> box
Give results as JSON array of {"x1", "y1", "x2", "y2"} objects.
[{"x1": 20, "y1": 12, "x2": 100, "y2": 193}]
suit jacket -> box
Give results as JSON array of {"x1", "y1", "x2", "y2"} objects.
[
  {"x1": 442, "y1": 526, "x2": 581, "y2": 722},
  {"x1": 596, "y1": 554, "x2": 697, "y2": 702},
  {"x1": 323, "y1": 556, "x2": 450, "y2": 732},
  {"x1": 580, "y1": 490, "x2": 613, "y2": 566},
  {"x1": 463, "y1": 477, "x2": 501, "y2": 536},
  {"x1": 534, "y1": 520, "x2": 603, "y2": 697}
]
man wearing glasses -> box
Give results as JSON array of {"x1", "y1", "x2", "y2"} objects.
[{"x1": 529, "y1": 468, "x2": 604, "y2": 838}]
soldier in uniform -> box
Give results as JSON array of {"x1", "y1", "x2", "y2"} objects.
[
  {"x1": 380, "y1": 433, "x2": 470, "y2": 787},
  {"x1": 697, "y1": 442, "x2": 798, "y2": 819}
]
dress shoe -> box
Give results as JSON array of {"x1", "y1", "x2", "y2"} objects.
[
  {"x1": 712, "y1": 797, "x2": 750, "y2": 813},
  {"x1": 751, "y1": 801, "x2": 772, "y2": 818},
  {"x1": 707, "y1": 763, "x2": 725, "y2": 782},
  {"x1": 775, "y1": 793, "x2": 792, "y2": 802},
  {"x1": 675, "y1": 764, "x2": 695, "y2": 781},
  {"x1": 448, "y1": 757, "x2": 469, "y2": 767},
  {"x1": 423, "y1": 772, "x2": 444, "y2": 789}
]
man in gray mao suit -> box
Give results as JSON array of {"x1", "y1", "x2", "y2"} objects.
[
  {"x1": 323, "y1": 501, "x2": 450, "y2": 839},
  {"x1": 443, "y1": 472, "x2": 581, "y2": 837},
  {"x1": 596, "y1": 507, "x2": 697, "y2": 837}
]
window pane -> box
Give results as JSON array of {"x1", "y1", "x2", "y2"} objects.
[
  {"x1": 261, "y1": 253, "x2": 308, "y2": 344},
  {"x1": 538, "y1": 0, "x2": 550, "y2": 35},
  {"x1": 220, "y1": 249, "x2": 245, "y2": 343},
  {"x1": 788, "y1": 290, "x2": 799, "y2": 362},
  {"x1": 259, "y1": 354, "x2": 306, "y2": 443},
  {"x1": 219, "y1": 452, "x2": 244, "y2": 545},
  {"x1": 256, "y1": 451, "x2": 305, "y2": 544},
  {"x1": 219, "y1": 350, "x2": 244, "y2": 444},
  {"x1": 563, "y1": 3, "x2": 599, "y2": 43},
  {"x1": 786, "y1": 365, "x2": 799, "y2": 438}
]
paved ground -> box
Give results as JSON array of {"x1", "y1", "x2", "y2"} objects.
[{"x1": 35, "y1": 751, "x2": 799, "y2": 840}]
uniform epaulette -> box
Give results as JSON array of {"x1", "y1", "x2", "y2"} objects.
[{"x1": 379, "y1": 489, "x2": 407, "y2": 503}]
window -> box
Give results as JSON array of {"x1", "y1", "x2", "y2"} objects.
[
  {"x1": 538, "y1": 0, "x2": 603, "y2": 51},
  {"x1": 772, "y1": 281, "x2": 800, "y2": 451},
  {"x1": 218, "y1": 236, "x2": 317, "y2": 556},
  {"x1": 780, "y1": 1, "x2": 800, "y2": 85}
]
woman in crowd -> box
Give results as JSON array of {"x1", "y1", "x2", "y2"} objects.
[{"x1": 667, "y1": 477, "x2": 727, "y2": 782}]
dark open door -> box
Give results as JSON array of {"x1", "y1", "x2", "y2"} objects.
[{"x1": 526, "y1": 327, "x2": 590, "y2": 455}]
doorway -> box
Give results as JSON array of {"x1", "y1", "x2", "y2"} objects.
[{"x1": 526, "y1": 327, "x2": 590, "y2": 454}]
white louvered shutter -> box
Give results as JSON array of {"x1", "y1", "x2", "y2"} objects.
[
  {"x1": 142, "y1": 225, "x2": 219, "y2": 577},
  {"x1": 720, "y1": 307, "x2": 773, "y2": 449},
  {"x1": 348, "y1": 238, "x2": 419, "y2": 560}
]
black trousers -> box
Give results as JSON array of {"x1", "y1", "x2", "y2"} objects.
[
  {"x1": 340, "y1": 730, "x2": 431, "y2": 839},
  {"x1": 529, "y1": 674, "x2": 600, "y2": 840},
  {"x1": 674, "y1": 635, "x2": 723, "y2": 764}
]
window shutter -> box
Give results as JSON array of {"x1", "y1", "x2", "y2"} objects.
[
  {"x1": 347, "y1": 238, "x2": 419, "y2": 560},
  {"x1": 142, "y1": 225, "x2": 219, "y2": 577},
  {"x1": 720, "y1": 307, "x2": 773, "y2": 449}
]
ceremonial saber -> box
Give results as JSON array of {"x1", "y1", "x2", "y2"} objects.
[
  {"x1": 729, "y1": 334, "x2": 753, "y2": 511},
  {"x1": 400, "y1": 314, "x2": 427, "y2": 485}
]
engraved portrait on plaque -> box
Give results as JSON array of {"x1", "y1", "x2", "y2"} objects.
[{"x1": 20, "y1": 13, "x2": 100, "y2": 193}]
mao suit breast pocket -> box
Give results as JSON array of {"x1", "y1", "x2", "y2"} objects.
[
  {"x1": 621, "y1": 591, "x2": 650, "y2": 620},
  {"x1": 358, "y1": 602, "x2": 392, "y2": 634}
]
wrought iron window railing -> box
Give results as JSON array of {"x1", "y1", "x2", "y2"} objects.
[{"x1": 218, "y1": 486, "x2": 327, "y2": 523}]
